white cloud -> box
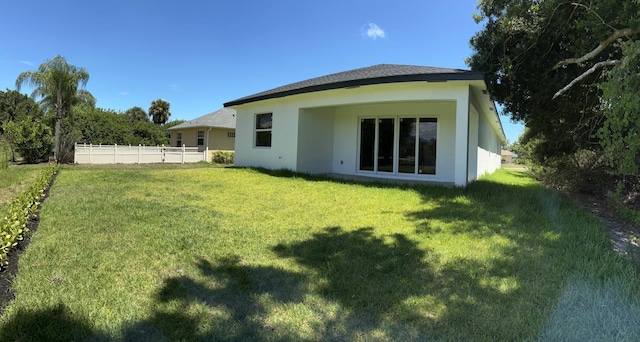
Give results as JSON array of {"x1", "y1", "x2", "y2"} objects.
[
  {"x1": 362, "y1": 23, "x2": 386, "y2": 40},
  {"x1": 119, "y1": 92, "x2": 129, "y2": 96},
  {"x1": 18, "y1": 60, "x2": 34, "y2": 66}
]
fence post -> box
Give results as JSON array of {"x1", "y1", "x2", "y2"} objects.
[
  {"x1": 89, "y1": 144, "x2": 93, "y2": 164},
  {"x1": 161, "y1": 144, "x2": 165, "y2": 163},
  {"x1": 114, "y1": 144, "x2": 117, "y2": 164},
  {"x1": 138, "y1": 144, "x2": 141, "y2": 164},
  {"x1": 74, "y1": 142, "x2": 77, "y2": 164},
  {"x1": 204, "y1": 145, "x2": 208, "y2": 162},
  {"x1": 182, "y1": 144, "x2": 186, "y2": 164}
]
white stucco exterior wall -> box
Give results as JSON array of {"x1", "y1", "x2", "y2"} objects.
[
  {"x1": 297, "y1": 107, "x2": 335, "y2": 174},
  {"x1": 476, "y1": 107, "x2": 502, "y2": 176},
  {"x1": 234, "y1": 100, "x2": 300, "y2": 170},
  {"x1": 467, "y1": 108, "x2": 480, "y2": 182}
]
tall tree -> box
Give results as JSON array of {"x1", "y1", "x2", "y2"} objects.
[
  {"x1": 468, "y1": 0, "x2": 639, "y2": 163},
  {"x1": 148, "y1": 99, "x2": 171, "y2": 125},
  {"x1": 15, "y1": 55, "x2": 95, "y2": 162},
  {"x1": 125, "y1": 106, "x2": 148, "y2": 122}
]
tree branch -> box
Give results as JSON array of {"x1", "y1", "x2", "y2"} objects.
[
  {"x1": 552, "y1": 28, "x2": 640, "y2": 69},
  {"x1": 570, "y1": 2, "x2": 616, "y2": 31},
  {"x1": 553, "y1": 59, "x2": 622, "y2": 99}
]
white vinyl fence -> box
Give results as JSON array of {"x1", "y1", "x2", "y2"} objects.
[{"x1": 74, "y1": 143, "x2": 206, "y2": 164}]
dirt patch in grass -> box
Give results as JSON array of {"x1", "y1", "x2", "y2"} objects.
[
  {"x1": 0, "y1": 173, "x2": 56, "y2": 315},
  {"x1": 570, "y1": 191, "x2": 640, "y2": 262}
]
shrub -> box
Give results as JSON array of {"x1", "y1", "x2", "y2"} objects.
[
  {"x1": 0, "y1": 164, "x2": 57, "y2": 266},
  {"x1": 212, "y1": 151, "x2": 234, "y2": 164}
]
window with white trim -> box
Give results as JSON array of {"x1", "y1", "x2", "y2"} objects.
[
  {"x1": 227, "y1": 132, "x2": 235, "y2": 138},
  {"x1": 176, "y1": 132, "x2": 182, "y2": 147},
  {"x1": 255, "y1": 113, "x2": 272, "y2": 147}
]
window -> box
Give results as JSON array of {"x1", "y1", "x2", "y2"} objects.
[
  {"x1": 197, "y1": 131, "x2": 204, "y2": 146},
  {"x1": 359, "y1": 116, "x2": 437, "y2": 175},
  {"x1": 227, "y1": 132, "x2": 235, "y2": 138},
  {"x1": 176, "y1": 133, "x2": 182, "y2": 147},
  {"x1": 255, "y1": 113, "x2": 272, "y2": 147}
]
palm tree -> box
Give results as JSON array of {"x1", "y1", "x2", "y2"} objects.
[
  {"x1": 16, "y1": 55, "x2": 94, "y2": 162},
  {"x1": 125, "y1": 106, "x2": 149, "y2": 122},
  {"x1": 148, "y1": 99, "x2": 171, "y2": 125}
]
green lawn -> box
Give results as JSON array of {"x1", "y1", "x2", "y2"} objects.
[
  {"x1": 0, "y1": 164, "x2": 47, "y2": 213},
  {"x1": 1, "y1": 165, "x2": 639, "y2": 341}
]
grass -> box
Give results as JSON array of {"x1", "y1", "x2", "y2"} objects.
[
  {"x1": 1, "y1": 165, "x2": 639, "y2": 341},
  {"x1": 0, "y1": 164, "x2": 47, "y2": 213}
]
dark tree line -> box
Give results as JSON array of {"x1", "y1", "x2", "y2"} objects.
[{"x1": 469, "y1": 0, "x2": 640, "y2": 194}]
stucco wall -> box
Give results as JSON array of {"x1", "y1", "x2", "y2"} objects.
[
  {"x1": 234, "y1": 101, "x2": 300, "y2": 170},
  {"x1": 476, "y1": 110, "x2": 502, "y2": 176},
  {"x1": 297, "y1": 107, "x2": 335, "y2": 174},
  {"x1": 467, "y1": 108, "x2": 479, "y2": 181}
]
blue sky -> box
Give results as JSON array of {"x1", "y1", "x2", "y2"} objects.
[{"x1": 1, "y1": 0, "x2": 524, "y2": 143}]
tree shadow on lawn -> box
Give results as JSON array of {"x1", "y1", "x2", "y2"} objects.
[
  {"x1": 271, "y1": 226, "x2": 536, "y2": 340},
  {"x1": 3, "y1": 172, "x2": 639, "y2": 340},
  {"x1": 0, "y1": 303, "x2": 96, "y2": 342},
  {"x1": 120, "y1": 256, "x2": 308, "y2": 341},
  {"x1": 405, "y1": 176, "x2": 640, "y2": 339}
]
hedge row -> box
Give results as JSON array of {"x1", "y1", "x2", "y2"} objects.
[
  {"x1": 212, "y1": 151, "x2": 234, "y2": 164},
  {"x1": 0, "y1": 164, "x2": 58, "y2": 266}
]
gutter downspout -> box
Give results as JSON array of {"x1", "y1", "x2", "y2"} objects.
[{"x1": 205, "y1": 127, "x2": 212, "y2": 161}]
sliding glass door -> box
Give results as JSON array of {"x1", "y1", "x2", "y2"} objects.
[{"x1": 359, "y1": 116, "x2": 437, "y2": 175}]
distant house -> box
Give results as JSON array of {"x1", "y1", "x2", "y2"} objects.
[
  {"x1": 224, "y1": 64, "x2": 506, "y2": 186},
  {"x1": 167, "y1": 108, "x2": 236, "y2": 161},
  {"x1": 501, "y1": 149, "x2": 515, "y2": 164}
]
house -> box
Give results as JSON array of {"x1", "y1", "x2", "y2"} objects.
[
  {"x1": 167, "y1": 108, "x2": 236, "y2": 161},
  {"x1": 223, "y1": 64, "x2": 505, "y2": 186},
  {"x1": 501, "y1": 149, "x2": 515, "y2": 164}
]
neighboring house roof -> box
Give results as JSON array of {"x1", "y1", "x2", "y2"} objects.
[
  {"x1": 167, "y1": 108, "x2": 236, "y2": 130},
  {"x1": 501, "y1": 149, "x2": 514, "y2": 156},
  {"x1": 224, "y1": 64, "x2": 485, "y2": 107}
]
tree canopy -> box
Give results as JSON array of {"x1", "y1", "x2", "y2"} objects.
[
  {"x1": 0, "y1": 89, "x2": 42, "y2": 134},
  {"x1": 468, "y1": 0, "x2": 640, "y2": 190}
]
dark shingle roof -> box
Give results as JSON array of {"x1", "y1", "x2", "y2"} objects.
[
  {"x1": 224, "y1": 64, "x2": 484, "y2": 107},
  {"x1": 167, "y1": 108, "x2": 236, "y2": 130}
]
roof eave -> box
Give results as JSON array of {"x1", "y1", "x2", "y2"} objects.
[
  {"x1": 167, "y1": 124, "x2": 234, "y2": 130},
  {"x1": 223, "y1": 72, "x2": 486, "y2": 107}
]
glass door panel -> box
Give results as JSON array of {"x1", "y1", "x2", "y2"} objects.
[
  {"x1": 398, "y1": 118, "x2": 416, "y2": 173},
  {"x1": 377, "y1": 118, "x2": 394, "y2": 172},
  {"x1": 359, "y1": 118, "x2": 375, "y2": 171},
  {"x1": 418, "y1": 118, "x2": 437, "y2": 174}
]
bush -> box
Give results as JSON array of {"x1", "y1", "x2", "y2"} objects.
[
  {"x1": 529, "y1": 150, "x2": 613, "y2": 194},
  {"x1": 2, "y1": 119, "x2": 53, "y2": 163},
  {"x1": 0, "y1": 164, "x2": 57, "y2": 266},
  {"x1": 212, "y1": 151, "x2": 234, "y2": 164}
]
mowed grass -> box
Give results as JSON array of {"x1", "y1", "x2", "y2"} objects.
[
  {"x1": 1, "y1": 165, "x2": 640, "y2": 341},
  {"x1": 0, "y1": 164, "x2": 47, "y2": 212}
]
